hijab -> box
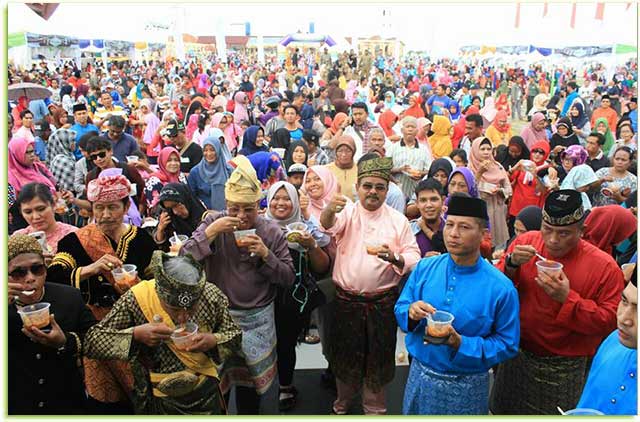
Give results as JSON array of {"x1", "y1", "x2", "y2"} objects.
[
  {"x1": 198, "y1": 136, "x2": 232, "y2": 210},
  {"x1": 516, "y1": 206, "x2": 543, "y2": 231},
  {"x1": 265, "y1": 181, "x2": 301, "y2": 229},
  {"x1": 302, "y1": 166, "x2": 339, "y2": 220},
  {"x1": 271, "y1": 127, "x2": 292, "y2": 150},
  {"x1": 284, "y1": 140, "x2": 309, "y2": 170},
  {"x1": 497, "y1": 136, "x2": 530, "y2": 171},
  {"x1": 560, "y1": 164, "x2": 598, "y2": 209},
  {"x1": 427, "y1": 157, "x2": 454, "y2": 180},
  {"x1": 48, "y1": 128, "x2": 76, "y2": 161},
  {"x1": 300, "y1": 103, "x2": 315, "y2": 130},
  {"x1": 468, "y1": 137, "x2": 508, "y2": 185},
  {"x1": 447, "y1": 167, "x2": 479, "y2": 199},
  {"x1": 239, "y1": 125, "x2": 268, "y2": 156},
  {"x1": 150, "y1": 147, "x2": 181, "y2": 184},
  {"x1": 569, "y1": 102, "x2": 588, "y2": 129},
  {"x1": 248, "y1": 151, "x2": 282, "y2": 182},
  {"x1": 383, "y1": 91, "x2": 396, "y2": 110},
  {"x1": 330, "y1": 112, "x2": 349, "y2": 135},
  {"x1": 480, "y1": 96, "x2": 498, "y2": 123},
  {"x1": 550, "y1": 117, "x2": 579, "y2": 148},
  {"x1": 211, "y1": 112, "x2": 240, "y2": 151},
  {"x1": 8, "y1": 137, "x2": 56, "y2": 194},
  {"x1": 158, "y1": 183, "x2": 207, "y2": 236},
  {"x1": 185, "y1": 113, "x2": 199, "y2": 141},
  {"x1": 378, "y1": 110, "x2": 398, "y2": 137},
  {"x1": 594, "y1": 117, "x2": 616, "y2": 155},
  {"x1": 404, "y1": 95, "x2": 425, "y2": 118},
  {"x1": 428, "y1": 115, "x2": 453, "y2": 158},
  {"x1": 583, "y1": 205, "x2": 638, "y2": 255},
  {"x1": 521, "y1": 112, "x2": 549, "y2": 149},
  {"x1": 233, "y1": 91, "x2": 249, "y2": 124},
  {"x1": 492, "y1": 110, "x2": 511, "y2": 133},
  {"x1": 448, "y1": 101, "x2": 461, "y2": 121}
]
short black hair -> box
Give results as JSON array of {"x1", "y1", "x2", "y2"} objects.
[
  {"x1": 17, "y1": 182, "x2": 55, "y2": 207},
  {"x1": 86, "y1": 136, "x2": 113, "y2": 153},
  {"x1": 588, "y1": 132, "x2": 606, "y2": 146},
  {"x1": 351, "y1": 102, "x2": 368, "y2": 113},
  {"x1": 78, "y1": 131, "x2": 100, "y2": 150},
  {"x1": 20, "y1": 109, "x2": 33, "y2": 119},
  {"x1": 466, "y1": 113, "x2": 483, "y2": 128},
  {"x1": 450, "y1": 149, "x2": 468, "y2": 164},
  {"x1": 415, "y1": 177, "x2": 444, "y2": 197},
  {"x1": 108, "y1": 115, "x2": 126, "y2": 129},
  {"x1": 567, "y1": 81, "x2": 578, "y2": 91},
  {"x1": 283, "y1": 105, "x2": 299, "y2": 115}
]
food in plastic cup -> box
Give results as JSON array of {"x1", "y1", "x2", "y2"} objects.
[
  {"x1": 564, "y1": 408, "x2": 605, "y2": 416},
  {"x1": 112, "y1": 264, "x2": 138, "y2": 290},
  {"x1": 536, "y1": 260, "x2": 563, "y2": 278},
  {"x1": 234, "y1": 229, "x2": 256, "y2": 248},
  {"x1": 169, "y1": 235, "x2": 188, "y2": 256},
  {"x1": 17, "y1": 302, "x2": 51, "y2": 329},
  {"x1": 407, "y1": 168, "x2": 422, "y2": 178},
  {"x1": 364, "y1": 239, "x2": 384, "y2": 256},
  {"x1": 54, "y1": 198, "x2": 68, "y2": 214},
  {"x1": 126, "y1": 155, "x2": 139, "y2": 163},
  {"x1": 426, "y1": 310, "x2": 455, "y2": 338},
  {"x1": 286, "y1": 222, "x2": 308, "y2": 243},
  {"x1": 28, "y1": 231, "x2": 47, "y2": 250},
  {"x1": 171, "y1": 322, "x2": 199, "y2": 351}
]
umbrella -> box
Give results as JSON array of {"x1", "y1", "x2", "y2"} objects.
[{"x1": 8, "y1": 82, "x2": 51, "y2": 101}]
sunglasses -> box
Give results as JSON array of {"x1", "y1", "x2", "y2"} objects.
[
  {"x1": 90, "y1": 151, "x2": 108, "y2": 161},
  {"x1": 532, "y1": 149, "x2": 545, "y2": 154},
  {"x1": 9, "y1": 263, "x2": 46, "y2": 279}
]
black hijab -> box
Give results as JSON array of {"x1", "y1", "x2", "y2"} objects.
[
  {"x1": 270, "y1": 127, "x2": 291, "y2": 150},
  {"x1": 550, "y1": 117, "x2": 579, "y2": 150},
  {"x1": 284, "y1": 140, "x2": 309, "y2": 170},
  {"x1": 497, "y1": 136, "x2": 530, "y2": 171},
  {"x1": 158, "y1": 183, "x2": 207, "y2": 237}
]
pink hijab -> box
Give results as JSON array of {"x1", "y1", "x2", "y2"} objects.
[
  {"x1": 8, "y1": 137, "x2": 56, "y2": 194},
  {"x1": 210, "y1": 112, "x2": 240, "y2": 151},
  {"x1": 468, "y1": 137, "x2": 508, "y2": 185},
  {"x1": 185, "y1": 113, "x2": 199, "y2": 141},
  {"x1": 233, "y1": 91, "x2": 249, "y2": 124},
  {"x1": 520, "y1": 112, "x2": 549, "y2": 149},
  {"x1": 301, "y1": 166, "x2": 339, "y2": 220}
]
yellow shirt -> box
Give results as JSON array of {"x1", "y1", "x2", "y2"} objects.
[
  {"x1": 325, "y1": 162, "x2": 358, "y2": 202},
  {"x1": 485, "y1": 125, "x2": 513, "y2": 147}
]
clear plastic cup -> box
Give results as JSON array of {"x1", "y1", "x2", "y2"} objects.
[
  {"x1": 112, "y1": 264, "x2": 138, "y2": 290},
  {"x1": 536, "y1": 260, "x2": 563, "y2": 277},
  {"x1": 234, "y1": 229, "x2": 256, "y2": 248},
  {"x1": 286, "y1": 222, "x2": 308, "y2": 243},
  {"x1": 426, "y1": 310, "x2": 455, "y2": 338},
  {"x1": 564, "y1": 408, "x2": 604, "y2": 416},
  {"x1": 169, "y1": 235, "x2": 188, "y2": 256},
  {"x1": 126, "y1": 155, "x2": 139, "y2": 163},
  {"x1": 54, "y1": 197, "x2": 68, "y2": 214},
  {"x1": 17, "y1": 302, "x2": 51, "y2": 329},
  {"x1": 364, "y1": 239, "x2": 384, "y2": 256},
  {"x1": 171, "y1": 322, "x2": 199, "y2": 351}
]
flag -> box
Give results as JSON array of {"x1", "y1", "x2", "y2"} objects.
[
  {"x1": 543, "y1": 2, "x2": 548, "y2": 17},
  {"x1": 595, "y1": 3, "x2": 605, "y2": 20},
  {"x1": 570, "y1": 3, "x2": 577, "y2": 29},
  {"x1": 515, "y1": 2, "x2": 521, "y2": 28}
]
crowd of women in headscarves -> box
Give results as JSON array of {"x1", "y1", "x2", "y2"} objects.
[{"x1": 6, "y1": 49, "x2": 639, "y2": 415}]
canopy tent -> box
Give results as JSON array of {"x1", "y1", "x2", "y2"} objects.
[{"x1": 279, "y1": 33, "x2": 337, "y2": 47}]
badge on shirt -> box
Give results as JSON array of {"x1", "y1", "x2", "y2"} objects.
[{"x1": 180, "y1": 156, "x2": 190, "y2": 164}]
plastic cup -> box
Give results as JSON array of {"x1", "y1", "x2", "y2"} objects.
[
  {"x1": 126, "y1": 155, "x2": 139, "y2": 163},
  {"x1": 54, "y1": 198, "x2": 68, "y2": 214},
  {"x1": 28, "y1": 231, "x2": 47, "y2": 250},
  {"x1": 364, "y1": 239, "x2": 384, "y2": 256},
  {"x1": 286, "y1": 222, "x2": 308, "y2": 243},
  {"x1": 426, "y1": 310, "x2": 455, "y2": 338},
  {"x1": 234, "y1": 229, "x2": 256, "y2": 248},
  {"x1": 111, "y1": 264, "x2": 138, "y2": 290},
  {"x1": 17, "y1": 302, "x2": 51, "y2": 329},
  {"x1": 171, "y1": 322, "x2": 199, "y2": 351},
  {"x1": 169, "y1": 235, "x2": 188, "y2": 256},
  {"x1": 536, "y1": 260, "x2": 563, "y2": 278},
  {"x1": 564, "y1": 408, "x2": 605, "y2": 416}
]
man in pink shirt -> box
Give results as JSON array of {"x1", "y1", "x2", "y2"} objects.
[{"x1": 320, "y1": 153, "x2": 421, "y2": 415}]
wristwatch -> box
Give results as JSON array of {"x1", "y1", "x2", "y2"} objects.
[
  {"x1": 392, "y1": 252, "x2": 401, "y2": 265},
  {"x1": 505, "y1": 254, "x2": 519, "y2": 268}
]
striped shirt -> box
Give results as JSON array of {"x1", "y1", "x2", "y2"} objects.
[{"x1": 386, "y1": 138, "x2": 433, "y2": 199}]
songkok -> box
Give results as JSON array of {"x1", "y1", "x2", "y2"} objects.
[
  {"x1": 72, "y1": 103, "x2": 87, "y2": 113},
  {"x1": 225, "y1": 155, "x2": 262, "y2": 203},
  {"x1": 87, "y1": 175, "x2": 131, "y2": 203},
  {"x1": 357, "y1": 156, "x2": 393, "y2": 182},
  {"x1": 8, "y1": 234, "x2": 43, "y2": 262},
  {"x1": 288, "y1": 163, "x2": 308, "y2": 175},
  {"x1": 151, "y1": 251, "x2": 205, "y2": 309},
  {"x1": 447, "y1": 196, "x2": 489, "y2": 221},
  {"x1": 543, "y1": 189, "x2": 585, "y2": 226},
  {"x1": 265, "y1": 96, "x2": 280, "y2": 107}
]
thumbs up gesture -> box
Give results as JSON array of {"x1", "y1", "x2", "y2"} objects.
[
  {"x1": 330, "y1": 184, "x2": 348, "y2": 213},
  {"x1": 299, "y1": 189, "x2": 311, "y2": 220}
]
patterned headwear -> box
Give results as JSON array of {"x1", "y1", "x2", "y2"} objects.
[
  {"x1": 87, "y1": 175, "x2": 131, "y2": 203},
  {"x1": 543, "y1": 189, "x2": 585, "y2": 226},
  {"x1": 151, "y1": 251, "x2": 205, "y2": 309},
  {"x1": 560, "y1": 145, "x2": 588, "y2": 167},
  {"x1": 224, "y1": 155, "x2": 262, "y2": 203},
  {"x1": 357, "y1": 156, "x2": 393, "y2": 182},
  {"x1": 8, "y1": 234, "x2": 43, "y2": 262}
]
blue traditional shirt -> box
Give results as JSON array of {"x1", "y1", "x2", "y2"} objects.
[
  {"x1": 577, "y1": 330, "x2": 637, "y2": 415},
  {"x1": 395, "y1": 254, "x2": 520, "y2": 374}
]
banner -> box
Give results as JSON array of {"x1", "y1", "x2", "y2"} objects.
[
  {"x1": 530, "y1": 46, "x2": 553, "y2": 56},
  {"x1": 26, "y1": 33, "x2": 79, "y2": 48},
  {"x1": 8, "y1": 32, "x2": 26, "y2": 48},
  {"x1": 615, "y1": 44, "x2": 637, "y2": 54},
  {"x1": 554, "y1": 46, "x2": 613, "y2": 57},
  {"x1": 104, "y1": 40, "x2": 134, "y2": 55},
  {"x1": 496, "y1": 45, "x2": 530, "y2": 55}
]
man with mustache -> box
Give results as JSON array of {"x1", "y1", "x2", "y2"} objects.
[{"x1": 320, "y1": 154, "x2": 420, "y2": 415}]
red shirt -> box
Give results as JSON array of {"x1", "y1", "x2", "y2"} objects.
[
  {"x1": 508, "y1": 170, "x2": 545, "y2": 217},
  {"x1": 498, "y1": 231, "x2": 624, "y2": 357}
]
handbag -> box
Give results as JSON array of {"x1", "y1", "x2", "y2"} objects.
[{"x1": 286, "y1": 252, "x2": 327, "y2": 315}]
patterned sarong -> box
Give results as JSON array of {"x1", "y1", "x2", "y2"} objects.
[
  {"x1": 327, "y1": 286, "x2": 398, "y2": 393},
  {"x1": 219, "y1": 302, "x2": 277, "y2": 396},
  {"x1": 490, "y1": 348, "x2": 588, "y2": 415},
  {"x1": 403, "y1": 358, "x2": 489, "y2": 415}
]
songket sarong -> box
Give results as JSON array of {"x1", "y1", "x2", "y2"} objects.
[
  {"x1": 490, "y1": 348, "x2": 588, "y2": 415},
  {"x1": 327, "y1": 285, "x2": 398, "y2": 392},
  {"x1": 219, "y1": 302, "x2": 277, "y2": 395},
  {"x1": 403, "y1": 358, "x2": 489, "y2": 415}
]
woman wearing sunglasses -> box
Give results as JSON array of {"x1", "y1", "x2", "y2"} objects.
[{"x1": 8, "y1": 234, "x2": 96, "y2": 415}]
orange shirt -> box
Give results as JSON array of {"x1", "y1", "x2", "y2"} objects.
[{"x1": 590, "y1": 107, "x2": 618, "y2": 133}]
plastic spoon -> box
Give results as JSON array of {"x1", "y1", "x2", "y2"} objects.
[
  {"x1": 557, "y1": 406, "x2": 566, "y2": 415},
  {"x1": 536, "y1": 253, "x2": 547, "y2": 262}
]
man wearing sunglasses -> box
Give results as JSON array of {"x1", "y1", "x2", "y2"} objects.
[{"x1": 8, "y1": 234, "x2": 96, "y2": 415}]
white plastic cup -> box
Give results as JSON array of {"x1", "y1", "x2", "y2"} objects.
[
  {"x1": 536, "y1": 260, "x2": 563, "y2": 278},
  {"x1": 111, "y1": 264, "x2": 138, "y2": 290},
  {"x1": 28, "y1": 231, "x2": 47, "y2": 250},
  {"x1": 171, "y1": 322, "x2": 199, "y2": 350},
  {"x1": 17, "y1": 302, "x2": 51, "y2": 329},
  {"x1": 286, "y1": 222, "x2": 308, "y2": 243},
  {"x1": 169, "y1": 235, "x2": 188, "y2": 256},
  {"x1": 364, "y1": 239, "x2": 383, "y2": 256},
  {"x1": 426, "y1": 310, "x2": 455, "y2": 338},
  {"x1": 126, "y1": 155, "x2": 139, "y2": 163},
  {"x1": 233, "y1": 229, "x2": 256, "y2": 248}
]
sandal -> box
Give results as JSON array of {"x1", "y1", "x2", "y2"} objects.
[
  {"x1": 279, "y1": 385, "x2": 298, "y2": 411},
  {"x1": 304, "y1": 334, "x2": 321, "y2": 344}
]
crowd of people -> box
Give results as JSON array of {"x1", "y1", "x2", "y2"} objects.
[{"x1": 7, "y1": 47, "x2": 638, "y2": 416}]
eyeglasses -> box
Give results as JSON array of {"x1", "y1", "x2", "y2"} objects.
[
  {"x1": 360, "y1": 183, "x2": 388, "y2": 192},
  {"x1": 9, "y1": 263, "x2": 46, "y2": 279},
  {"x1": 90, "y1": 151, "x2": 108, "y2": 161},
  {"x1": 25, "y1": 149, "x2": 35, "y2": 155},
  {"x1": 532, "y1": 149, "x2": 545, "y2": 154}
]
